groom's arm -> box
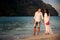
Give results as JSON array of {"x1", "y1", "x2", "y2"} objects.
[
  {"x1": 41, "y1": 12, "x2": 44, "y2": 23},
  {"x1": 41, "y1": 12, "x2": 43, "y2": 20}
]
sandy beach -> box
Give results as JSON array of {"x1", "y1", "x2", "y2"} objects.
[{"x1": 19, "y1": 34, "x2": 60, "y2": 40}]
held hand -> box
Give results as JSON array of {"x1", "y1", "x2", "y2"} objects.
[{"x1": 42, "y1": 19, "x2": 44, "y2": 24}]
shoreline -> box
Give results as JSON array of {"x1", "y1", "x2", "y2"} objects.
[{"x1": 19, "y1": 34, "x2": 60, "y2": 40}]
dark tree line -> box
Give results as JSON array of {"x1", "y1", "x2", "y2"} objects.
[{"x1": 0, "y1": 0, "x2": 58, "y2": 16}]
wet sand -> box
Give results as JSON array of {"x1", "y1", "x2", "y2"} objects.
[{"x1": 19, "y1": 34, "x2": 60, "y2": 40}]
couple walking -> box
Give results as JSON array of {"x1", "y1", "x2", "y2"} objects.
[{"x1": 33, "y1": 8, "x2": 53, "y2": 35}]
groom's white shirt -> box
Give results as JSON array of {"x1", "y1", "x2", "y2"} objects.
[{"x1": 34, "y1": 11, "x2": 43, "y2": 22}]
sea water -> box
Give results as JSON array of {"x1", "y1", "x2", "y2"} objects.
[{"x1": 0, "y1": 16, "x2": 60, "y2": 40}]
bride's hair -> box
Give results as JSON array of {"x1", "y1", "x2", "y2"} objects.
[{"x1": 44, "y1": 9, "x2": 50, "y2": 16}]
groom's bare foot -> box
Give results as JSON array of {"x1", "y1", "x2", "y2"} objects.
[{"x1": 33, "y1": 33, "x2": 36, "y2": 36}]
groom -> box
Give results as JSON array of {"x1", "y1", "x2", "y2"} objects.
[{"x1": 33, "y1": 8, "x2": 43, "y2": 35}]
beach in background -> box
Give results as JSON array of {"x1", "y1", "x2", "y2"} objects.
[{"x1": 0, "y1": 16, "x2": 60, "y2": 40}]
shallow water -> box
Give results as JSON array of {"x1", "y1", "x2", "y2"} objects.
[{"x1": 0, "y1": 16, "x2": 60, "y2": 40}]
